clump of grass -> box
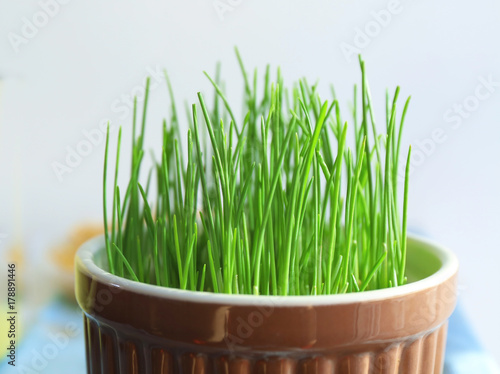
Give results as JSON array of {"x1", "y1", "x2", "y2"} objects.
[{"x1": 103, "y1": 50, "x2": 412, "y2": 296}]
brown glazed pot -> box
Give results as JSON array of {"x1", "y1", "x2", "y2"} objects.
[{"x1": 75, "y1": 235, "x2": 458, "y2": 374}]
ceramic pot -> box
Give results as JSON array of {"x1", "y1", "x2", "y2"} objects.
[{"x1": 75, "y1": 235, "x2": 458, "y2": 374}]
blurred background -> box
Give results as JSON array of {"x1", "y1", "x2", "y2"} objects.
[{"x1": 0, "y1": 0, "x2": 499, "y2": 370}]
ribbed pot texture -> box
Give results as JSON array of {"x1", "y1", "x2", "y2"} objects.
[{"x1": 75, "y1": 236, "x2": 458, "y2": 374}]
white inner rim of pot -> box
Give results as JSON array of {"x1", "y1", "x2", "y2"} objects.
[{"x1": 76, "y1": 234, "x2": 458, "y2": 306}]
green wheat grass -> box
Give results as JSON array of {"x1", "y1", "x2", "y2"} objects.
[{"x1": 102, "y1": 50, "x2": 412, "y2": 296}]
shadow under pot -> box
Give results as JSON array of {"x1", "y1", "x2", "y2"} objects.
[{"x1": 75, "y1": 234, "x2": 458, "y2": 374}]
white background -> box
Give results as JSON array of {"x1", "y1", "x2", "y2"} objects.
[{"x1": 0, "y1": 0, "x2": 499, "y2": 362}]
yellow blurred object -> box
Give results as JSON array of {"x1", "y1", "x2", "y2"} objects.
[
  {"x1": 0, "y1": 307, "x2": 10, "y2": 361},
  {"x1": 6, "y1": 243, "x2": 23, "y2": 265},
  {"x1": 49, "y1": 223, "x2": 103, "y2": 299},
  {"x1": 50, "y1": 224, "x2": 103, "y2": 272}
]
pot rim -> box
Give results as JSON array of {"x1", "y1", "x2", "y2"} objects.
[{"x1": 75, "y1": 233, "x2": 458, "y2": 306}]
